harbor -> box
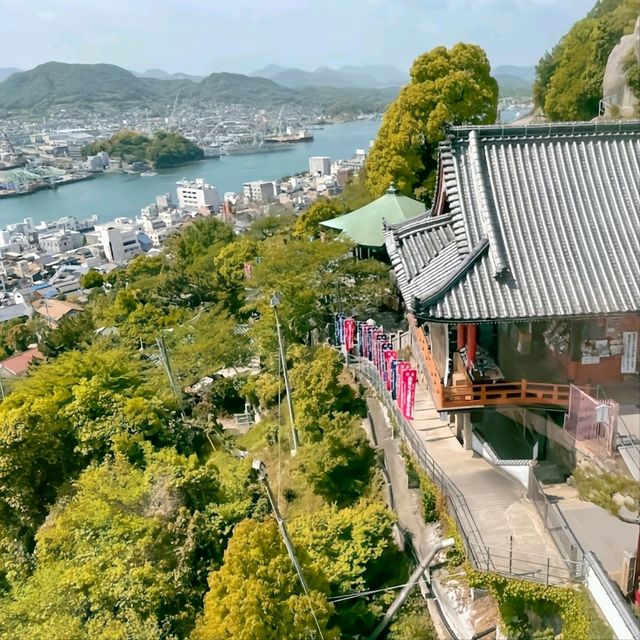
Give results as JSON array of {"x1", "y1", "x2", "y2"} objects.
[{"x1": 0, "y1": 119, "x2": 380, "y2": 226}]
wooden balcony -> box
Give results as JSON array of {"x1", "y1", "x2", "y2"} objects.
[{"x1": 411, "y1": 323, "x2": 584, "y2": 410}]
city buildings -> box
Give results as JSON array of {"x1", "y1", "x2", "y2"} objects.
[
  {"x1": 177, "y1": 179, "x2": 220, "y2": 213},
  {"x1": 308, "y1": 156, "x2": 331, "y2": 177},
  {"x1": 242, "y1": 180, "x2": 276, "y2": 203}
]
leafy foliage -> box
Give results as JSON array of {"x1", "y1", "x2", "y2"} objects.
[
  {"x1": 388, "y1": 594, "x2": 438, "y2": 640},
  {"x1": 467, "y1": 570, "x2": 613, "y2": 640},
  {"x1": 366, "y1": 43, "x2": 498, "y2": 202},
  {"x1": 0, "y1": 448, "x2": 256, "y2": 639},
  {"x1": 292, "y1": 199, "x2": 343, "y2": 240},
  {"x1": 289, "y1": 345, "x2": 362, "y2": 439},
  {"x1": 79, "y1": 269, "x2": 104, "y2": 289},
  {"x1": 193, "y1": 518, "x2": 339, "y2": 640},
  {"x1": 533, "y1": 0, "x2": 638, "y2": 120},
  {"x1": 295, "y1": 412, "x2": 376, "y2": 506},
  {"x1": 573, "y1": 464, "x2": 639, "y2": 524},
  {"x1": 84, "y1": 130, "x2": 204, "y2": 168}
]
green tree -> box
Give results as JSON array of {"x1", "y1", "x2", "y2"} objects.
[
  {"x1": 165, "y1": 306, "x2": 251, "y2": 387},
  {"x1": 193, "y1": 518, "x2": 339, "y2": 640},
  {"x1": 0, "y1": 346, "x2": 178, "y2": 554},
  {"x1": 290, "y1": 501, "x2": 400, "y2": 594},
  {"x1": 248, "y1": 213, "x2": 295, "y2": 240},
  {"x1": 290, "y1": 345, "x2": 361, "y2": 440},
  {"x1": 4, "y1": 322, "x2": 37, "y2": 353},
  {"x1": 39, "y1": 311, "x2": 95, "y2": 357},
  {"x1": 0, "y1": 449, "x2": 254, "y2": 639},
  {"x1": 79, "y1": 269, "x2": 104, "y2": 289},
  {"x1": 292, "y1": 199, "x2": 343, "y2": 240},
  {"x1": 388, "y1": 595, "x2": 437, "y2": 640},
  {"x1": 366, "y1": 43, "x2": 498, "y2": 202},
  {"x1": 534, "y1": 0, "x2": 638, "y2": 120},
  {"x1": 295, "y1": 412, "x2": 376, "y2": 506}
]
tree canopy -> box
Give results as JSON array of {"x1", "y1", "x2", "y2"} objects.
[
  {"x1": 83, "y1": 130, "x2": 204, "y2": 168},
  {"x1": 366, "y1": 43, "x2": 498, "y2": 202},
  {"x1": 193, "y1": 518, "x2": 339, "y2": 640},
  {"x1": 533, "y1": 0, "x2": 638, "y2": 120}
]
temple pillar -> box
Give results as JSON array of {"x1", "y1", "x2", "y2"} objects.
[
  {"x1": 467, "y1": 324, "x2": 477, "y2": 367},
  {"x1": 456, "y1": 324, "x2": 466, "y2": 350}
]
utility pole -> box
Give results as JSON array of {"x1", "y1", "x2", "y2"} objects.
[
  {"x1": 369, "y1": 538, "x2": 455, "y2": 640},
  {"x1": 253, "y1": 459, "x2": 324, "y2": 638},
  {"x1": 156, "y1": 334, "x2": 185, "y2": 420},
  {"x1": 271, "y1": 293, "x2": 299, "y2": 455}
]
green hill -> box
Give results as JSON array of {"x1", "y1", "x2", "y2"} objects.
[
  {"x1": 0, "y1": 62, "x2": 397, "y2": 115},
  {"x1": 0, "y1": 62, "x2": 169, "y2": 111},
  {"x1": 533, "y1": 0, "x2": 638, "y2": 120}
]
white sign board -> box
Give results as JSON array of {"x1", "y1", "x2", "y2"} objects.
[{"x1": 621, "y1": 332, "x2": 638, "y2": 374}]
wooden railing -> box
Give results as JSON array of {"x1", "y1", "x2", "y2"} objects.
[{"x1": 410, "y1": 322, "x2": 583, "y2": 410}]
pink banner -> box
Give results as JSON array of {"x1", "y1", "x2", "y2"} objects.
[
  {"x1": 404, "y1": 369, "x2": 417, "y2": 420},
  {"x1": 396, "y1": 361, "x2": 411, "y2": 410},
  {"x1": 384, "y1": 349, "x2": 397, "y2": 391},
  {"x1": 344, "y1": 318, "x2": 355, "y2": 352}
]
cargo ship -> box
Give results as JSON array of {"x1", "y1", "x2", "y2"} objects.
[{"x1": 264, "y1": 128, "x2": 314, "y2": 144}]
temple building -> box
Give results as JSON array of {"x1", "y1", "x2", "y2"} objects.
[
  {"x1": 321, "y1": 183, "x2": 426, "y2": 259},
  {"x1": 385, "y1": 121, "x2": 640, "y2": 412}
]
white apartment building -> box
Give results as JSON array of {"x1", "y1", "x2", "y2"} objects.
[
  {"x1": 243, "y1": 180, "x2": 276, "y2": 203},
  {"x1": 176, "y1": 179, "x2": 220, "y2": 212},
  {"x1": 39, "y1": 231, "x2": 84, "y2": 255},
  {"x1": 309, "y1": 156, "x2": 331, "y2": 177},
  {"x1": 97, "y1": 226, "x2": 141, "y2": 264}
]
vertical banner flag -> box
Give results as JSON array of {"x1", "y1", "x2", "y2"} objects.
[
  {"x1": 364, "y1": 325, "x2": 373, "y2": 360},
  {"x1": 381, "y1": 343, "x2": 393, "y2": 384},
  {"x1": 335, "y1": 313, "x2": 345, "y2": 346},
  {"x1": 344, "y1": 318, "x2": 355, "y2": 352},
  {"x1": 404, "y1": 368, "x2": 417, "y2": 420},
  {"x1": 371, "y1": 329, "x2": 381, "y2": 363},
  {"x1": 385, "y1": 350, "x2": 397, "y2": 391},
  {"x1": 375, "y1": 334, "x2": 388, "y2": 373},
  {"x1": 400, "y1": 368, "x2": 412, "y2": 418},
  {"x1": 396, "y1": 361, "x2": 411, "y2": 410},
  {"x1": 356, "y1": 322, "x2": 363, "y2": 357},
  {"x1": 391, "y1": 359, "x2": 399, "y2": 399}
]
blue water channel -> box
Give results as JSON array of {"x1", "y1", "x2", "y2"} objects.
[{"x1": 0, "y1": 120, "x2": 381, "y2": 227}]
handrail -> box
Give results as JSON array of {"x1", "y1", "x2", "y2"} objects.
[
  {"x1": 353, "y1": 356, "x2": 582, "y2": 585},
  {"x1": 410, "y1": 323, "x2": 587, "y2": 409}
]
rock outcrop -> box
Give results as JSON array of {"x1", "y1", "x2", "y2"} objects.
[{"x1": 602, "y1": 15, "x2": 640, "y2": 118}]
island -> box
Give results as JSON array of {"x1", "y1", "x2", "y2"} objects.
[{"x1": 83, "y1": 130, "x2": 204, "y2": 169}]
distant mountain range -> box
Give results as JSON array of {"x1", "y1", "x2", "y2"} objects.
[
  {"x1": 134, "y1": 68, "x2": 205, "y2": 82},
  {"x1": 0, "y1": 61, "x2": 535, "y2": 115},
  {"x1": 0, "y1": 62, "x2": 397, "y2": 116},
  {"x1": 250, "y1": 64, "x2": 408, "y2": 89},
  {"x1": 492, "y1": 65, "x2": 535, "y2": 97}
]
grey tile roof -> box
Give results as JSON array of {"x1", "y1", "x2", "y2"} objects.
[{"x1": 385, "y1": 121, "x2": 640, "y2": 322}]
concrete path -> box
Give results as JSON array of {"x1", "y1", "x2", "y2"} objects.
[
  {"x1": 409, "y1": 379, "x2": 564, "y2": 567},
  {"x1": 539, "y1": 480, "x2": 637, "y2": 588}
]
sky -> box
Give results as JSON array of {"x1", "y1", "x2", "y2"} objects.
[{"x1": 0, "y1": 0, "x2": 596, "y2": 75}]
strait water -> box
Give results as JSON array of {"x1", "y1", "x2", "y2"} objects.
[{"x1": 0, "y1": 120, "x2": 381, "y2": 227}]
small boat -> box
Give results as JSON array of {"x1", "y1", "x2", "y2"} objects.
[{"x1": 140, "y1": 171, "x2": 158, "y2": 177}]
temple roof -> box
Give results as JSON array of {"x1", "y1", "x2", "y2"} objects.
[
  {"x1": 385, "y1": 121, "x2": 640, "y2": 322},
  {"x1": 321, "y1": 183, "x2": 426, "y2": 247}
]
